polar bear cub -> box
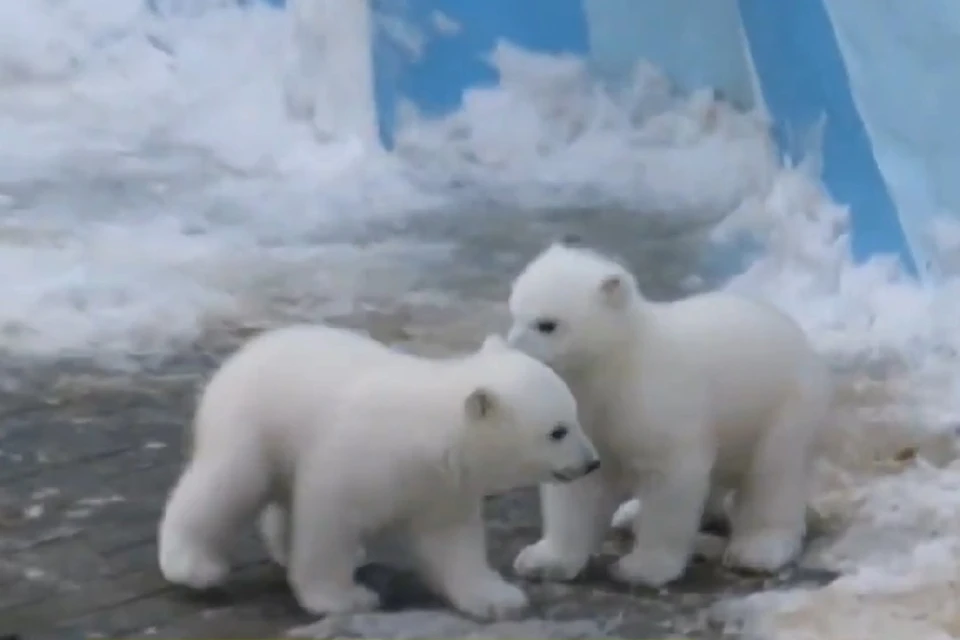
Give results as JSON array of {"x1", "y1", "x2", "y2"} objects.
[
  {"x1": 505, "y1": 242, "x2": 831, "y2": 588},
  {"x1": 157, "y1": 325, "x2": 600, "y2": 619}
]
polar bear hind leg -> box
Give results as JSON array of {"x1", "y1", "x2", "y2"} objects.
[
  {"x1": 286, "y1": 465, "x2": 379, "y2": 616},
  {"x1": 259, "y1": 502, "x2": 291, "y2": 567},
  {"x1": 260, "y1": 500, "x2": 369, "y2": 568},
  {"x1": 159, "y1": 454, "x2": 271, "y2": 589},
  {"x1": 723, "y1": 363, "x2": 831, "y2": 573}
]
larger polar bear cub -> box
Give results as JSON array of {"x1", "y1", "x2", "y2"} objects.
[
  {"x1": 158, "y1": 325, "x2": 600, "y2": 620},
  {"x1": 505, "y1": 242, "x2": 832, "y2": 588}
]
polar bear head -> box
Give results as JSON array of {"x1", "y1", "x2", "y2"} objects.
[
  {"x1": 506, "y1": 242, "x2": 640, "y2": 372},
  {"x1": 459, "y1": 335, "x2": 600, "y2": 491}
]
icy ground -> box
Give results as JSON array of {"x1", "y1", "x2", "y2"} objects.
[{"x1": 4, "y1": 1, "x2": 960, "y2": 638}]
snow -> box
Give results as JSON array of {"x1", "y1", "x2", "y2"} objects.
[{"x1": 3, "y1": 1, "x2": 960, "y2": 638}]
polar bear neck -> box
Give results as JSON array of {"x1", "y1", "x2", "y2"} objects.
[
  {"x1": 390, "y1": 357, "x2": 530, "y2": 497},
  {"x1": 435, "y1": 426, "x2": 523, "y2": 497},
  {"x1": 563, "y1": 302, "x2": 648, "y2": 383}
]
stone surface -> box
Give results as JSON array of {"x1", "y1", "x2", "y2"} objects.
[
  {"x1": 0, "y1": 345, "x2": 837, "y2": 639},
  {"x1": 0, "y1": 205, "x2": 842, "y2": 638},
  {"x1": 287, "y1": 611, "x2": 610, "y2": 639}
]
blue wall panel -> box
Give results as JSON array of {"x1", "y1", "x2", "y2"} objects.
[
  {"x1": 200, "y1": 0, "x2": 919, "y2": 274},
  {"x1": 370, "y1": 0, "x2": 589, "y2": 149},
  {"x1": 583, "y1": 0, "x2": 755, "y2": 108},
  {"x1": 738, "y1": 0, "x2": 916, "y2": 274}
]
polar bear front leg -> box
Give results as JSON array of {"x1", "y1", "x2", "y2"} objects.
[
  {"x1": 514, "y1": 471, "x2": 618, "y2": 581},
  {"x1": 412, "y1": 506, "x2": 528, "y2": 621},
  {"x1": 287, "y1": 473, "x2": 379, "y2": 616},
  {"x1": 611, "y1": 457, "x2": 712, "y2": 588},
  {"x1": 258, "y1": 502, "x2": 291, "y2": 567}
]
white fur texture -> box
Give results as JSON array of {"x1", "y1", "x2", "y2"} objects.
[
  {"x1": 506, "y1": 243, "x2": 832, "y2": 588},
  {"x1": 157, "y1": 325, "x2": 600, "y2": 619}
]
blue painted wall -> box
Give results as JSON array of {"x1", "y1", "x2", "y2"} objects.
[
  {"x1": 738, "y1": 0, "x2": 917, "y2": 274},
  {"x1": 198, "y1": 0, "x2": 919, "y2": 274},
  {"x1": 583, "y1": 0, "x2": 754, "y2": 107},
  {"x1": 371, "y1": 0, "x2": 755, "y2": 144},
  {"x1": 370, "y1": 0, "x2": 590, "y2": 149},
  {"x1": 149, "y1": 0, "x2": 285, "y2": 13},
  {"x1": 367, "y1": 0, "x2": 917, "y2": 273},
  {"x1": 823, "y1": 0, "x2": 960, "y2": 279}
]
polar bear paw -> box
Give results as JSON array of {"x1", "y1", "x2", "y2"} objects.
[
  {"x1": 158, "y1": 534, "x2": 230, "y2": 589},
  {"x1": 723, "y1": 528, "x2": 802, "y2": 573},
  {"x1": 609, "y1": 549, "x2": 686, "y2": 588},
  {"x1": 295, "y1": 583, "x2": 381, "y2": 616},
  {"x1": 513, "y1": 539, "x2": 587, "y2": 581},
  {"x1": 258, "y1": 506, "x2": 289, "y2": 567},
  {"x1": 448, "y1": 578, "x2": 529, "y2": 621},
  {"x1": 610, "y1": 499, "x2": 641, "y2": 532}
]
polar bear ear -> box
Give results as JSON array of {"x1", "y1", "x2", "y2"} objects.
[
  {"x1": 481, "y1": 334, "x2": 508, "y2": 351},
  {"x1": 599, "y1": 274, "x2": 631, "y2": 308},
  {"x1": 464, "y1": 387, "x2": 499, "y2": 423}
]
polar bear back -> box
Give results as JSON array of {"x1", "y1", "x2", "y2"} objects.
[
  {"x1": 652, "y1": 292, "x2": 829, "y2": 463},
  {"x1": 191, "y1": 325, "x2": 401, "y2": 462},
  {"x1": 330, "y1": 346, "x2": 574, "y2": 453},
  {"x1": 190, "y1": 325, "x2": 595, "y2": 503},
  {"x1": 308, "y1": 349, "x2": 567, "y2": 510}
]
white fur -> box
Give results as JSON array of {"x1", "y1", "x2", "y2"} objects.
[
  {"x1": 157, "y1": 325, "x2": 599, "y2": 619},
  {"x1": 505, "y1": 243, "x2": 832, "y2": 588},
  {"x1": 610, "y1": 498, "x2": 641, "y2": 532}
]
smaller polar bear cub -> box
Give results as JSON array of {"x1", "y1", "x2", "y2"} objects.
[
  {"x1": 158, "y1": 325, "x2": 600, "y2": 620},
  {"x1": 506, "y1": 242, "x2": 831, "y2": 588}
]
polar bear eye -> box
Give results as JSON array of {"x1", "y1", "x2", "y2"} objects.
[
  {"x1": 534, "y1": 319, "x2": 558, "y2": 335},
  {"x1": 549, "y1": 425, "x2": 569, "y2": 441}
]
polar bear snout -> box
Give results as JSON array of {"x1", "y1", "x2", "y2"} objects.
[
  {"x1": 553, "y1": 457, "x2": 601, "y2": 482},
  {"x1": 531, "y1": 401, "x2": 600, "y2": 485},
  {"x1": 505, "y1": 325, "x2": 562, "y2": 368},
  {"x1": 505, "y1": 325, "x2": 533, "y2": 353},
  {"x1": 551, "y1": 452, "x2": 601, "y2": 483}
]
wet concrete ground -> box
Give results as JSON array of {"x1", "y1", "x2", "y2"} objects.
[
  {"x1": 0, "y1": 333, "x2": 836, "y2": 639},
  {"x1": 0, "y1": 209, "x2": 837, "y2": 638}
]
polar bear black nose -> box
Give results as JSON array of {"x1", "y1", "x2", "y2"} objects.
[{"x1": 584, "y1": 459, "x2": 601, "y2": 474}]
